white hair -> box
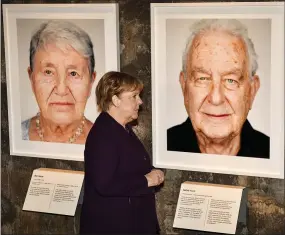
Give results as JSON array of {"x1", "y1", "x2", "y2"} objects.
[
  {"x1": 29, "y1": 20, "x2": 95, "y2": 79},
  {"x1": 182, "y1": 19, "x2": 258, "y2": 77}
]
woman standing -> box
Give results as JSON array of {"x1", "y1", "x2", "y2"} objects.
[{"x1": 80, "y1": 71, "x2": 164, "y2": 234}]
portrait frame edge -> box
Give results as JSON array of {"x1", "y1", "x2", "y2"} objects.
[
  {"x1": 2, "y1": 3, "x2": 120, "y2": 161},
  {"x1": 151, "y1": 2, "x2": 284, "y2": 179}
]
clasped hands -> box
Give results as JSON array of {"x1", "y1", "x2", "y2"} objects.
[{"x1": 145, "y1": 169, "x2": 165, "y2": 187}]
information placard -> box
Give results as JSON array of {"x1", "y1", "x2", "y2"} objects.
[
  {"x1": 173, "y1": 181, "x2": 245, "y2": 234},
  {"x1": 23, "y1": 168, "x2": 84, "y2": 216}
]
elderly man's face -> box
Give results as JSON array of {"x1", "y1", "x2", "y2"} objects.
[
  {"x1": 28, "y1": 44, "x2": 95, "y2": 125},
  {"x1": 179, "y1": 30, "x2": 260, "y2": 141}
]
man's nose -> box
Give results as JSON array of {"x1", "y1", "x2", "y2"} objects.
[
  {"x1": 207, "y1": 82, "x2": 225, "y2": 105},
  {"x1": 55, "y1": 76, "x2": 69, "y2": 96}
]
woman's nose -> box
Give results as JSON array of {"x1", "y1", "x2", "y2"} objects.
[
  {"x1": 55, "y1": 78, "x2": 69, "y2": 96},
  {"x1": 138, "y1": 96, "x2": 143, "y2": 105}
]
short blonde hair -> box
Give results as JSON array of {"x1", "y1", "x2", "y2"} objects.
[{"x1": 96, "y1": 71, "x2": 143, "y2": 112}]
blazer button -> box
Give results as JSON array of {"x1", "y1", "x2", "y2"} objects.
[{"x1": 144, "y1": 156, "x2": 147, "y2": 160}]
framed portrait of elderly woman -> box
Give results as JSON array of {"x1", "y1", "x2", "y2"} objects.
[
  {"x1": 3, "y1": 4, "x2": 119, "y2": 161},
  {"x1": 151, "y1": 2, "x2": 284, "y2": 178}
]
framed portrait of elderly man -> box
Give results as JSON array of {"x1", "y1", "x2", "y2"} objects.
[
  {"x1": 3, "y1": 4, "x2": 119, "y2": 161},
  {"x1": 151, "y1": 2, "x2": 284, "y2": 178}
]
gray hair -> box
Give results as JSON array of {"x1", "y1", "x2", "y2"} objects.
[
  {"x1": 182, "y1": 19, "x2": 258, "y2": 77},
  {"x1": 29, "y1": 20, "x2": 95, "y2": 79}
]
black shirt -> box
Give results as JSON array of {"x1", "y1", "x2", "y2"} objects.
[{"x1": 167, "y1": 118, "x2": 270, "y2": 159}]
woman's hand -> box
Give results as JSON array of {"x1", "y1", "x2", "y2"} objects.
[{"x1": 145, "y1": 169, "x2": 165, "y2": 187}]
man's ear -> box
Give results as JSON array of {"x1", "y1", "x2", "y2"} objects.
[
  {"x1": 111, "y1": 95, "x2": 121, "y2": 107},
  {"x1": 179, "y1": 71, "x2": 186, "y2": 94},
  {"x1": 249, "y1": 74, "x2": 260, "y2": 109}
]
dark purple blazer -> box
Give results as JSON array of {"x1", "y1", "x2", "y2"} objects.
[{"x1": 80, "y1": 112, "x2": 159, "y2": 234}]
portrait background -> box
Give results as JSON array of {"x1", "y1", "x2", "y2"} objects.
[
  {"x1": 166, "y1": 19, "x2": 271, "y2": 136},
  {"x1": 17, "y1": 19, "x2": 105, "y2": 123}
]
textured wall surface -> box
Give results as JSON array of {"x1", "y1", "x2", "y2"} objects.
[{"x1": 1, "y1": 0, "x2": 284, "y2": 234}]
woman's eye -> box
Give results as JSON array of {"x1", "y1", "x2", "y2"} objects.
[
  {"x1": 44, "y1": 70, "x2": 53, "y2": 76},
  {"x1": 70, "y1": 71, "x2": 78, "y2": 76}
]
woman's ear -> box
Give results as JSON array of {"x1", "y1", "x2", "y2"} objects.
[
  {"x1": 27, "y1": 67, "x2": 36, "y2": 95},
  {"x1": 111, "y1": 95, "x2": 121, "y2": 107},
  {"x1": 87, "y1": 71, "x2": 97, "y2": 98},
  {"x1": 91, "y1": 71, "x2": 96, "y2": 84},
  {"x1": 27, "y1": 67, "x2": 33, "y2": 80}
]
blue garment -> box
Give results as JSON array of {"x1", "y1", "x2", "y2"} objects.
[
  {"x1": 21, "y1": 119, "x2": 31, "y2": 140},
  {"x1": 80, "y1": 112, "x2": 159, "y2": 234}
]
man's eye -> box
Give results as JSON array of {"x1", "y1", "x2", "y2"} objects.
[
  {"x1": 194, "y1": 77, "x2": 211, "y2": 87},
  {"x1": 224, "y1": 78, "x2": 239, "y2": 89},
  {"x1": 197, "y1": 77, "x2": 211, "y2": 82},
  {"x1": 226, "y1": 79, "x2": 235, "y2": 84}
]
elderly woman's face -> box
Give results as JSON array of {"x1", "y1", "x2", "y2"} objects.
[{"x1": 28, "y1": 44, "x2": 95, "y2": 125}]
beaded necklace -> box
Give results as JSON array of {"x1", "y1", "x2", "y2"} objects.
[{"x1": 35, "y1": 112, "x2": 85, "y2": 143}]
